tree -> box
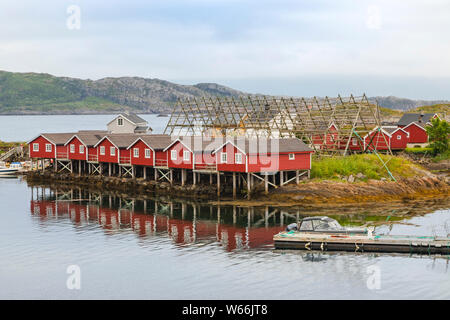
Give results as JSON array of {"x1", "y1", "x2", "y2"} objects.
[{"x1": 426, "y1": 118, "x2": 449, "y2": 155}]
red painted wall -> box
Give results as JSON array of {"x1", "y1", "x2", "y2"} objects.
[
  {"x1": 215, "y1": 144, "x2": 246, "y2": 172},
  {"x1": 389, "y1": 130, "x2": 408, "y2": 150},
  {"x1": 29, "y1": 136, "x2": 55, "y2": 159},
  {"x1": 97, "y1": 139, "x2": 119, "y2": 163},
  {"x1": 56, "y1": 145, "x2": 69, "y2": 159},
  {"x1": 364, "y1": 131, "x2": 390, "y2": 151},
  {"x1": 154, "y1": 150, "x2": 168, "y2": 167},
  {"x1": 247, "y1": 152, "x2": 311, "y2": 172},
  {"x1": 87, "y1": 147, "x2": 98, "y2": 162},
  {"x1": 404, "y1": 123, "x2": 428, "y2": 144},
  {"x1": 194, "y1": 151, "x2": 216, "y2": 170},
  {"x1": 67, "y1": 137, "x2": 87, "y2": 161},
  {"x1": 129, "y1": 140, "x2": 154, "y2": 166},
  {"x1": 167, "y1": 141, "x2": 193, "y2": 169}
]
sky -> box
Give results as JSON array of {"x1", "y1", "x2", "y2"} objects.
[{"x1": 1, "y1": 0, "x2": 450, "y2": 99}]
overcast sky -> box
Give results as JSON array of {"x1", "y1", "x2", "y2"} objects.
[{"x1": 1, "y1": 0, "x2": 449, "y2": 99}]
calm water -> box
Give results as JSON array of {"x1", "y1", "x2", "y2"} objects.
[
  {"x1": 0, "y1": 114, "x2": 169, "y2": 142},
  {"x1": 1, "y1": 115, "x2": 450, "y2": 299},
  {"x1": 0, "y1": 177, "x2": 449, "y2": 299}
]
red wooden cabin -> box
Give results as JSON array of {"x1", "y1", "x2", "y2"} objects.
[
  {"x1": 213, "y1": 138, "x2": 313, "y2": 173},
  {"x1": 28, "y1": 133, "x2": 75, "y2": 160},
  {"x1": 163, "y1": 138, "x2": 194, "y2": 170},
  {"x1": 363, "y1": 126, "x2": 408, "y2": 151},
  {"x1": 127, "y1": 135, "x2": 173, "y2": 167}
]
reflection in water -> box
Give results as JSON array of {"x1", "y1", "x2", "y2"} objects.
[{"x1": 30, "y1": 185, "x2": 298, "y2": 252}]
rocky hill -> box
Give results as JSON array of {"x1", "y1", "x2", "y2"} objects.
[{"x1": 0, "y1": 70, "x2": 448, "y2": 115}]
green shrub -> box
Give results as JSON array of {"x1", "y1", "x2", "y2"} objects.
[{"x1": 310, "y1": 154, "x2": 418, "y2": 180}]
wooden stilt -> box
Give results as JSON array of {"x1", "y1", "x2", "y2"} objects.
[
  {"x1": 264, "y1": 174, "x2": 268, "y2": 194},
  {"x1": 109, "y1": 163, "x2": 112, "y2": 176},
  {"x1": 247, "y1": 172, "x2": 251, "y2": 199},
  {"x1": 193, "y1": 170, "x2": 196, "y2": 185},
  {"x1": 181, "y1": 169, "x2": 185, "y2": 186},
  {"x1": 217, "y1": 172, "x2": 220, "y2": 197},
  {"x1": 143, "y1": 166, "x2": 147, "y2": 180},
  {"x1": 232, "y1": 172, "x2": 236, "y2": 198},
  {"x1": 280, "y1": 170, "x2": 284, "y2": 186}
]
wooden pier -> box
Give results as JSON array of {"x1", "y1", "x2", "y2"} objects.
[{"x1": 274, "y1": 232, "x2": 450, "y2": 255}]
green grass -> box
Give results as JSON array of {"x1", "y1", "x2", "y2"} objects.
[
  {"x1": 409, "y1": 104, "x2": 449, "y2": 116},
  {"x1": 310, "y1": 154, "x2": 419, "y2": 180},
  {"x1": 404, "y1": 147, "x2": 433, "y2": 155},
  {"x1": 432, "y1": 150, "x2": 450, "y2": 162}
]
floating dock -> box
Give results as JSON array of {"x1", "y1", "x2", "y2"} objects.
[{"x1": 274, "y1": 231, "x2": 450, "y2": 254}]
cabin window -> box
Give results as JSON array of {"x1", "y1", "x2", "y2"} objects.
[
  {"x1": 183, "y1": 150, "x2": 190, "y2": 161},
  {"x1": 118, "y1": 118, "x2": 123, "y2": 126},
  {"x1": 221, "y1": 152, "x2": 227, "y2": 164},
  {"x1": 100, "y1": 146, "x2": 105, "y2": 155},
  {"x1": 145, "y1": 149, "x2": 151, "y2": 158},
  {"x1": 133, "y1": 148, "x2": 139, "y2": 158},
  {"x1": 352, "y1": 138, "x2": 357, "y2": 146},
  {"x1": 45, "y1": 144, "x2": 52, "y2": 152},
  {"x1": 289, "y1": 153, "x2": 295, "y2": 160},
  {"x1": 171, "y1": 150, "x2": 177, "y2": 160},
  {"x1": 79, "y1": 145, "x2": 84, "y2": 154},
  {"x1": 110, "y1": 147, "x2": 115, "y2": 156},
  {"x1": 397, "y1": 135, "x2": 402, "y2": 140},
  {"x1": 70, "y1": 144, "x2": 75, "y2": 153},
  {"x1": 235, "y1": 153, "x2": 242, "y2": 164},
  {"x1": 33, "y1": 143, "x2": 39, "y2": 152}
]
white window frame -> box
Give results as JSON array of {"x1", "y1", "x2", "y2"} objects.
[
  {"x1": 100, "y1": 146, "x2": 105, "y2": 155},
  {"x1": 289, "y1": 153, "x2": 295, "y2": 160},
  {"x1": 171, "y1": 150, "x2": 177, "y2": 161},
  {"x1": 352, "y1": 138, "x2": 357, "y2": 146},
  {"x1": 70, "y1": 144, "x2": 75, "y2": 153},
  {"x1": 183, "y1": 150, "x2": 190, "y2": 161},
  {"x1": 235, "y1": 153, "x2": 242, "y2": 164},
  {"x1": 118, "y1": 118, "x2": 123, "y2": 126},
  {"x1": 33, "y1": 143, "x2": 39, "y2": 152},
  {"x1": 221, "y1": 152, "x2": 227, "y2": 164},
  {"x1": 79, "y1": 145, "x2": 84, "y2": 154},
  {"x1": 145, "y1": 149, "x2": 151, "y2": 158},
  {"x1": 133, "y1": 148, "x2": 139, "y2": 158},
  {"x1": 110, "y1": 147, "x2": 115, "y2": 156},
  {"x1": 397, "y1": 135, "x2": 402, "y2": 140},
  {"x1": 45, "y1": 144, "x2": 52, "y2": 152}
]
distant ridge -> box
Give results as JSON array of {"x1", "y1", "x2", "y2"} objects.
[{"x1": 0, "y1": 70, "x2": 448, "y2": 115}]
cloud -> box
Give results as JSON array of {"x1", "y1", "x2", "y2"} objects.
[{"x1": 0, "y1": 0, "x2": 449, "y2": 98}]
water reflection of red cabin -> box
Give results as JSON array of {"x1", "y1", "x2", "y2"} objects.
[{"x1": 30, "y1": 200, "x2": 284, "y2": 251}]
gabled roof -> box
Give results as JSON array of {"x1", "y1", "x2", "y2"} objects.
[
  {"x1": 212, "y1": 138, "x2": 313, "y2": 155},
  {"x1": 94, "y1": 134, "x2": 140, "y2": 149},
  {"x1": 28, "y1": 133, "x2": 76, "y2": 145},
  {"x1": 65, "y1": 133, "x2": 106, "y2": 147},
  {"x1": 127, "y1": 135, "x2": 173, "y2": 151},
  {"x1": 397, "y1": 113, "x2": 437, "y2": 127},
  {"x1": 107, "y1": 112, "x2": 147, "y2": 126},
  {"x1": 363, "y1": 126, "x2": 408, "y2": 139}
]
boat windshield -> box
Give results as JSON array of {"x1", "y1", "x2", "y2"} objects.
[{"x1": 312, "y1": 219, "x2": 343, "y2": 231}]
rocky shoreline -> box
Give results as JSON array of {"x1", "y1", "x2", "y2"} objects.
[{"x1": 24, "y1": 170, "x2": 449, "y2": 208}]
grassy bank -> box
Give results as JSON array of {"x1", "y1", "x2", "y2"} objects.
[{"x1": 310, "y1": 154, "x2": 420, "y2": 180}]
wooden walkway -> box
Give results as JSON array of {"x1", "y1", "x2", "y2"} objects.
[{"x1": 274, "y1": 232, "x2": 450, "y2": 254}]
